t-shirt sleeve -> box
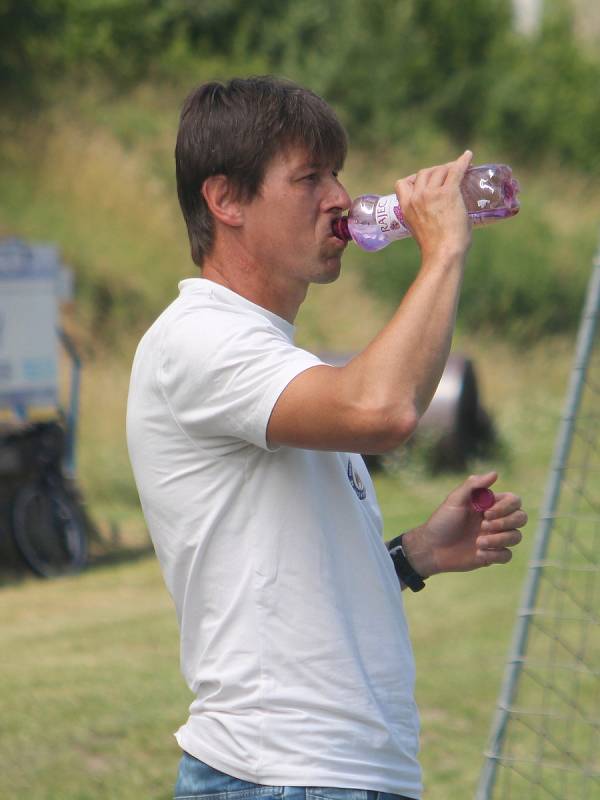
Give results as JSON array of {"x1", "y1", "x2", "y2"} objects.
[{"x1": 158, "y1": 309, "x2": 323, "y2": 451}]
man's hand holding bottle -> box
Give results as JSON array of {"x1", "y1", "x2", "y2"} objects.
[{"x1": 394, "y1": 150, "x2": 474, "y2": 264}]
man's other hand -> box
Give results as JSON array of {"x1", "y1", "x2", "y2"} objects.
[{"x1": 401, "y1": 471, "x2": 527, "y2": 579}]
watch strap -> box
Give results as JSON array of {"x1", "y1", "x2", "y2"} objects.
[{"x1": 387, "y1": 534, "x2": 426, "y2": 592}]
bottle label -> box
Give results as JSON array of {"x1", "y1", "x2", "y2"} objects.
[{"x1": 375, "y1": 194, "x2": 410, "y2": 240}]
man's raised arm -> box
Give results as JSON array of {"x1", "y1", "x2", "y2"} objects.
[{"x1": 267, "y1": 150, "x2": 474, "y2": 454}]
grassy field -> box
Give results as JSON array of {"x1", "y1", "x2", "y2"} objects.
[{"x1": 0, "y1": 84, "x2": 596, "y2": 799}]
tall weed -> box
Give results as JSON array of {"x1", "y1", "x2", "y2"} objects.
[{"x1": 0, "y1": 109, "x2": 194, "y2": 351}]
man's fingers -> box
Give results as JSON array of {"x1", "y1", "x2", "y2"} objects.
[
  {"x1": 478, "y1": 547, "x2": 513, "y2": 567},
  {"x1": 394, "y1": 176, "x2": 415, "y2": 208},
  {"x1": 477, "y1": 528, "x2": 523, "y2": 550},
  {"x1": 482, "y1": 509, "x2": 528, "y2": 532},
  {"x1": 397, "y1": 150, "x2": 472, "y2": 198},
  {"x1": 395, "y1": 151, "x2": 472, "y2": 206},
  {"x1": 426, "y1": 164, "x2": 452, "y2": 189},
  {"x1": 414, "y1": 164, "x2": 449, "y2": 190},
  {"x1": 447, "y1": 149, "x2": 473, "y2": 183},
  {"x1": 484, "y1": 493, "x2": 524, "y2": 521},
  {"x1": 448, "y1": 471, "x2": 497, "y2": 507}
]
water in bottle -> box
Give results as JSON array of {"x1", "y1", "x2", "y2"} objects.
[{"x1": 332, "y1": 164, "x2": 520, "y2": 252}]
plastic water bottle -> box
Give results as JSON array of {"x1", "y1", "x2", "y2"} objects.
[{"x1": 332, "y1": 164, "x2": 520, "y2": 252}]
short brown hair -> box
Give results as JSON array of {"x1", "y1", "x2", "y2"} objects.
[{"x1": 175, "y1": 76, "x2": 348, "y2": 266}]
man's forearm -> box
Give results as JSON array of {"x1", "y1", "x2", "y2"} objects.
[
  {"x1": 266, "y1": 153, "x2": 473, "y2": 455},
  {"x1": 341, "y1": 250, "x2": 466, "y2": 435}
]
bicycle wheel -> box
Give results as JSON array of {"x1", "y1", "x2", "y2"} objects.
[{"x1": 11, "y1": 481, "x2": 88, "y2": 577}]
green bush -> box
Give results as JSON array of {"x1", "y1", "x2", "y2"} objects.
[
  {"x1": 481, "y1": 1, "x2": 600, "y2": 172},
  {"x1": 359, "y1": 194, "x2": 593, "y2": 343}
]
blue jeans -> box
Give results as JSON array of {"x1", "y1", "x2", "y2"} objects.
[{"x1": 174, "y1": 751, "x2": 417, "y2": 800}]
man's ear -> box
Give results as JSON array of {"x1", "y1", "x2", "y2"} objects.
[{"x1": 202, "y1": 175, "x2": 244, "y2": 227}]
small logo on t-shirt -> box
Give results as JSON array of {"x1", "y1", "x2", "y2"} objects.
[{"x1": 347, "y1": 458, "x2": 367, "y2": 500}]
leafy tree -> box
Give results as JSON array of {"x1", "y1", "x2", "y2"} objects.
[
  {"x1": 410, "y1": 0, "x2": 512, "y2": 142},
  {"x1": 0, "y1": 0, "x2": 69, "y2": 98},
  {"x1": 482, "y1": 0, "x2": 600, "y2": 171}
]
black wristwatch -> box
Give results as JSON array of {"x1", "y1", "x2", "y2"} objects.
[{"x1": 387, "y1": 534, "x2": 426, "y2": 592}]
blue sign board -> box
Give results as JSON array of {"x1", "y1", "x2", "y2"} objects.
[{"x1": 0, "y1": 239, "x2": 61, "y2": 422}]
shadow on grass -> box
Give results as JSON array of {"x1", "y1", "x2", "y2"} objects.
[
  {"x1": 0, "y1": 533, "x2": 155, "y2": 588},
  {"x1": 85, "y1": 542, "x2": 155, "y2": 571}
]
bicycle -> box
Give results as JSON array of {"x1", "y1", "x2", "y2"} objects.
[{"x1": 2, "y1": 422, "x2": 88, "y2": 577}]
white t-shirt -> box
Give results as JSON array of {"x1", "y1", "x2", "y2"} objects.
[{"x1": 126, "y1": 278, "x2": 422, "y2": 798}]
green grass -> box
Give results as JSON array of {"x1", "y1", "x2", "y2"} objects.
[
  {"x1": 1, "y1": 558, "x2": 188, "y2": 799},
  {"x1": 1, "y1": 554, "x2": 530, "y2": 799}
]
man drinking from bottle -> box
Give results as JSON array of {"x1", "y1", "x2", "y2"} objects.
[{"x1": 126, "y1": 76, "x2": 527, "y2": 800}]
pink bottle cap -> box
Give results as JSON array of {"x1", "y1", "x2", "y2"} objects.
[{"x1": 471, "y1": 488, "x2": 495, "y2": 513}]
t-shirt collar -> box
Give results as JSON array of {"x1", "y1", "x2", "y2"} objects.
[{"x1": 178, "y1": 277, "x2": 296, "y2": 339}]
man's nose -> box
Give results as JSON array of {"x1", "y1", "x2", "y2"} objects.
[{"x1": 325, "y1": 180, "x2": 352, "y2": 213}]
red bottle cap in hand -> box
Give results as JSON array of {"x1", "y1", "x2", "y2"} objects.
[{"x1": 471, "y1": 488, "x2": 495, "y2": 513}]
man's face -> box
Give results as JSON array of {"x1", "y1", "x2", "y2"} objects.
[{"x1": 240, "y1": 145, "x2": 352, "y2": 291}]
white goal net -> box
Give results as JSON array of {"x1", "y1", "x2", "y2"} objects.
[{"x1": 477, "y1": 242, "x2": 600, "y2": 799}]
